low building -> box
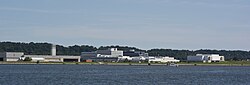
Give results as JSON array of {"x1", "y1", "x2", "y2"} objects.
[
  {"x1": 147, "y1": 56, "x2": 180, "y2": 63},
  {"x1": 81, "y1": 52, "x2": 97, "y2": 61},
  {"x1": 81, "y1": 48, "x2": 123, "y2": 62},
  {"x1": 123, "y1": 49, "x2": 148, "y2": 57},
  {"x1": 0, "y1": 44, "x2": 80, "y2": 62},
  {"x1": 117, "y1": 56, "x2": 145, "y2": 62},
  {"x1": 187, "y1": 54, "x2": 225, "y2": 62},
  {"x1": 24, "y1": 55, "x2": 80, "y2": 62},
  {"x1": 0, "y1": 52, "x2": 24, "y2": 61},
  {"x1": 90, "y1": 57, "x2": 119, "y2": 62},
  {"x1": 117, "y1": 50, "x2": 148, "y2": 62}
]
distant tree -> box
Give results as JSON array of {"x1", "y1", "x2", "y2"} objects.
[
  {"x1": 124, "y1": 58, "x2": 129, "y2": 63},
  {"x1": 98, "y1": 45, "x2": 145, "y2": 52},
  {"x1": 232, "y1": 57, "x2": 239, "y2": 61},
  {"x1": 24, "y1": 57, "x2": 32, "y2": 61}
]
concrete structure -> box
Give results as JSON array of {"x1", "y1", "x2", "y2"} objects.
[
  {"x1": 187, "y1": 54, "x2": 225, "y2": 62},
  {"x1": 0, "y1": 44, "x2": 80, "y2": 62},
  {"x1": 147, "y1": 56, "x2": 180, "y2": 63},
  {"x1": 81, "y1": 48, "x2": 123, "y2": 62},
  {"x1": 0, "y1": 52, "x2": 24, "y2": 61},
  {"x1": 51, "y1": 44, "x2": 56, "y2": 56}
]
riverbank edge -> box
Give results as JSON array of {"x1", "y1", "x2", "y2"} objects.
[{"x1": 1, "y1": 62, "x2": 250, "y2": 66}]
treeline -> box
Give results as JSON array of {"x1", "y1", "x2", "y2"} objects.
[
  {"x1": 0, "y1": 42, "x2": 250, "y2": 60},
  {"x1": 0, "y1": 42, "x2": 97, "y2": 56}
]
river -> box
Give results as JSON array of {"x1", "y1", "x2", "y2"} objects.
[{"x1": 0, "y1": 65, "x2": 250, "y2": 85}]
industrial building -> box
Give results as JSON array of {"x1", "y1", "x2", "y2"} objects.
[
  {"x1": 81, "y1": 48, "x2": 181, "y2": 63},
  {"x1": 81, "y1": 48, "x2": 123, "y2": 62},
  {"x1": 0, "y1": 52, "x2": 24, "y2": 61},
  {"x1": 0, "y1": 44, "x2": 80, "y2": 62},
  {"x1": 123, "y1": 49, "x2": 148, "y2": 57},
  {"x1": 147, "y1": 56, "x2": 180, "y2": 63},
  {"x1": 115, "y1": 49, "x2": 148, "y2": 62},
  {"x1": 117, "y1": 56, "x2": 180, "y2": 63},
  {"x1": 23, "y1": 55, "x2": 80, "y2": 62},
  {"x1": 187, "y1": 54, "x2": 225, "y2": 63},
  {"x1": 23, "y1": 44, "x2": 80, "y2": 62}
]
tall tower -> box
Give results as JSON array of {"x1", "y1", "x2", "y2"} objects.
[{"x1": 52, "y1": 44, "x2": 56, "y2": 56}]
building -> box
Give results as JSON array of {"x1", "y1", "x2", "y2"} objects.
[
  {"x1": 117, "y1": 56, "x2": 180, "y2": 63},
  {"x1": 117, "y1": 56, "x2": 146, "y2": 62},
  {"x1": 24, "y1": 55, "x2": 80, "y2": 62},
  {"x1": 0, "y1": 44, "x2": 80, "y2": 62},
  {"x1": 96, "y1": 48, "x2": 123, "y2": 57},
  {"x1": 187, "y1": 54, "x2": 225, "y2": 62},
  {"x1": 147, "y1": 56, "x2": 180, "y2": 63},
  {"x1": 123, "y1": 49, "x2": 148, "y2": 57},
  {"x1": 23, "y1": 44, "x2": 80, "y2": 62},
  {"x1": 0, "y1": 52, "x2": 24, "y2": 61},
  {"x1": 81, "y1": 52, "x2": 97, "y2": 61},
  {"x1": 81, "y1": 48, "x2": 123, "y2": 62},
  {"x1": 81, "y1": 48, "x2": 181, "y2": 63}
]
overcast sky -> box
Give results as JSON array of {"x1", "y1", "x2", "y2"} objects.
[{"x1": 0, "y1": 0, "x2": 249, "y2": 50}]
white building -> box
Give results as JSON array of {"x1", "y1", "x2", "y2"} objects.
[
  {"x1": 81, "y1": 48, "x2": 181, "y2": 63},
  {"x1": 117, "y1": 56, "x2": 146, "y2": 62},
  {"x1": 187, "y1": 54, "x2": 225, "y2": 62},
  {"x1": 117, "y1": 56, "x2": 133, "y2": 61},
  {"x1": 147, "y1": 56, "x2": 180, "y2": 63},
  {"x1": 24, "y1": 55, "x2": 80, "y2": 62}
]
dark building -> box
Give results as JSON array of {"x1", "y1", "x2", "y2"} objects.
[{"x1": 123, "y1": 50, "x2": 148, "y2": 57}]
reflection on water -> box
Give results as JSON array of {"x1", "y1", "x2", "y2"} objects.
[{"x1": 0, "y1": 65, "x2": 250, "y2": 85}]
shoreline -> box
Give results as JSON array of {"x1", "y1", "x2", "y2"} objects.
[{"x1": 1, "y1": 62, "x2": 250, "y2": 66}]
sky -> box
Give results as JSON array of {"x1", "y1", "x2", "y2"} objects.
[{"x1": 0, "y1": 0, "x2": 250, "y2": 50}]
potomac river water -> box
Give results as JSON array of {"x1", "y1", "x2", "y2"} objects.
[{"x1": 0, "y1": 65, "x2": 250, "y2": 85}]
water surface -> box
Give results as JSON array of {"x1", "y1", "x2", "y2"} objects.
[{"x1": 0, "y1": 65, "x2": 250, "y2": 85}]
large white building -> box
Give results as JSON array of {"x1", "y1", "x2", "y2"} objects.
[
  {"x1": 187, "y1": 54, "x2": 225, "y2": 62},
  {"x1": 147, "y1": 56, "x2": 180, "y2": 63}
]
